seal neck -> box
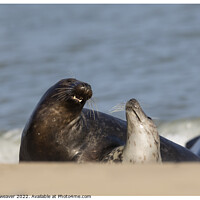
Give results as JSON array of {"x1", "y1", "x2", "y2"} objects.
[{"x1": 123, "y1": 117, "x2": 161, "y2": 163}]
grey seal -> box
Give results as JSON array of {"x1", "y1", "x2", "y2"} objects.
[
  {"x1": 102, "y1": 99, "x2": 162, "y2": 163},
  {"x1": 19, "y1": 78, "x2": 125, "y2": 162}
]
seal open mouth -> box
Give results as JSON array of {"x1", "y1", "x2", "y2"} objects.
[
  {"x1": 71, "y1": 83, "x2": 92, "y2": 104},
  {"x1": 72, "y1": 95, "x2": 83, "y2": 103}
]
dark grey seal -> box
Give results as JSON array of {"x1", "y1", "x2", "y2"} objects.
[
  {"x1": 19, "y1": 78, "x2": 200, "y2": 162},
  {"x1": 19, "y1": 78, "x2": 125, "y2": 162},
  {"x1": 103, "y1": 99, "x2": 162, "y2": 163}
]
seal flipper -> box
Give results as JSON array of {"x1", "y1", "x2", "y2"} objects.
[
  {"x1": 185, "y1": 136, "x2": 200, "y2": 149},
  {"x1": 185, "y1": 136, "x2": 200, "y2": 157}
]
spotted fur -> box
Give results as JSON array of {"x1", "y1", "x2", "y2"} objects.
[{"x1": 102, "y1": 146, "x2": 124, "y2": 163}]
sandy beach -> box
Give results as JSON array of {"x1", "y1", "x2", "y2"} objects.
[{"x1": 0, "y1": 163, "x2": 199, "y2": 196}]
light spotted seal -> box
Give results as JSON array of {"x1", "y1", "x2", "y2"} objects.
[
  {"x1": 19, "y1": 78, "x2": 200, "y2": 162},
  {"x1": 102, "y1": 99, "x2": 162, "y2": 163}
]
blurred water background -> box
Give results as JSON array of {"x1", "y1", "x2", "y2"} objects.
[{"x1": 0, "y1": 4, "x2": 200, "y2": 163}]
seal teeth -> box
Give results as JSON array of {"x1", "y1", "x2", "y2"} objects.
[{"x1": 73, "y1": 95, "x2": 82, "y2": 103}]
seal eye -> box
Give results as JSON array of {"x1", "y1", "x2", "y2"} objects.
[
  {"x1": 147, "y1": 116, "x2": 152, "y2": 120},
  {"x1": 67, "y1": 78, "x2": 76, "y2": 83}
]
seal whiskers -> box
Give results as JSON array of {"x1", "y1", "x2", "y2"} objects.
[
  {"x1": 109, "y1": 102, "x2": 125, "y2": 114},
  {"x1": 87, "y1": 99, "x2": 97, "y2": 120}
]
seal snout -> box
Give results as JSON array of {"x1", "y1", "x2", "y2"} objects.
[
  {"x1": 126, "y1": 98, "x2": 140, "y2": 111},
  {"x1": 73, "y1": 82, "x2": 93, "y2": 103},
  {"x1": 125, "y1": 98, "x2": 146, "y2": 123}
]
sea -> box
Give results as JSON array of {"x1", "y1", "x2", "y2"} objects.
[{"x1": 0, "y1": 4, "x2": 200, "y2": 163}]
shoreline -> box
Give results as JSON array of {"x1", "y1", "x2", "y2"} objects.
[{"x1": 0, "y1": 163, "x2": 200, "y2": 196}]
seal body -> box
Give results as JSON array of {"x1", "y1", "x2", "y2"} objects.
[
  {"x1": 102, "y1": 99, "x2": 161, "y2": 163},
  {"x1": 20, "y1": 78, "x2": 200, "y2": 162}
]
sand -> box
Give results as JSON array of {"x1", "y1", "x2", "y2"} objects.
[{"x1": 0, "y1": 163, "x2": 199, "y2": 196}]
